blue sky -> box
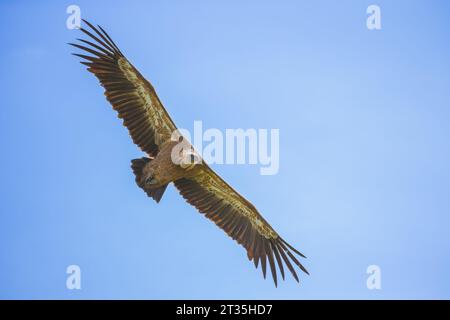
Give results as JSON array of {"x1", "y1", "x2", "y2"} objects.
[{"x1": 1, "y1": 0, "x2": 450, "y2": 299}]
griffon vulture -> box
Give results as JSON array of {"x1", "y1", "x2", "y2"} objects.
[{"x1": 70, "y1": 20, "x2": 308, "y2": 286}]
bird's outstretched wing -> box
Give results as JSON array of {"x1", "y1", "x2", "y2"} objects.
[
  {"x1": 70, "y1": 20, "x2": 177, "y2": 157},
  {"x1": 174, "y1": 165, "x2": 308, "y2": 286}
]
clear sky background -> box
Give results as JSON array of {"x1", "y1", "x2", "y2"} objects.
[{"x1": 1, "y1": 0, "x2": 450, "y2": 299}]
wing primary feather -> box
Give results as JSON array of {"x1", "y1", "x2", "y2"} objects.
[
  {"x1": 76, "y1": 38, "x2": 115, "y2": 57},
  {"x1": 270, "y1": 240, "x2": 285, "y2": 280},
  {"x1": 69, "y1": 43, "x2": 112, "y2": 59},
  {"x1": 265, "y1": 241, "x2": 277, "y2": 287},
  {"x1": 79, "y1": 27, "x2": 115, "y2": 54},
  {"x1": 72, "y1": 53, "x2": 100, "y2": 63},
  {"x1": 279, "y1": 242, "x2": 309, "y2": 275},
  {"x1": 280, "y1": 237, "x2": 306, "y2": 258},
  {"x1": 97, "y1": 24, "x2": 124, "y2": 56},
  {"x1": 259, "y1": 236, "x2": 267, "y2": 279},
  {"x1": 253, "y1": 235, "x2": 261, "y2": 268},
  {"x1": 86, "y1": 60, "x2": 115, "y2": 69},
  {"x1": 81, "y1": 19, "x2": 119, "y2": 55},
  {"x1": 277, "y1": 242, "x2": 299, "y2": 282}
]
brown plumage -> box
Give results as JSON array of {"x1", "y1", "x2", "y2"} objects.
[{"x1": 70, "y1": 20, "x2": 308, "y2": 286}]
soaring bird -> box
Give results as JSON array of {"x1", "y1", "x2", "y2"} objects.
[{"x1": 70, "y1": 20, "x2": 308, "y2": 286}]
